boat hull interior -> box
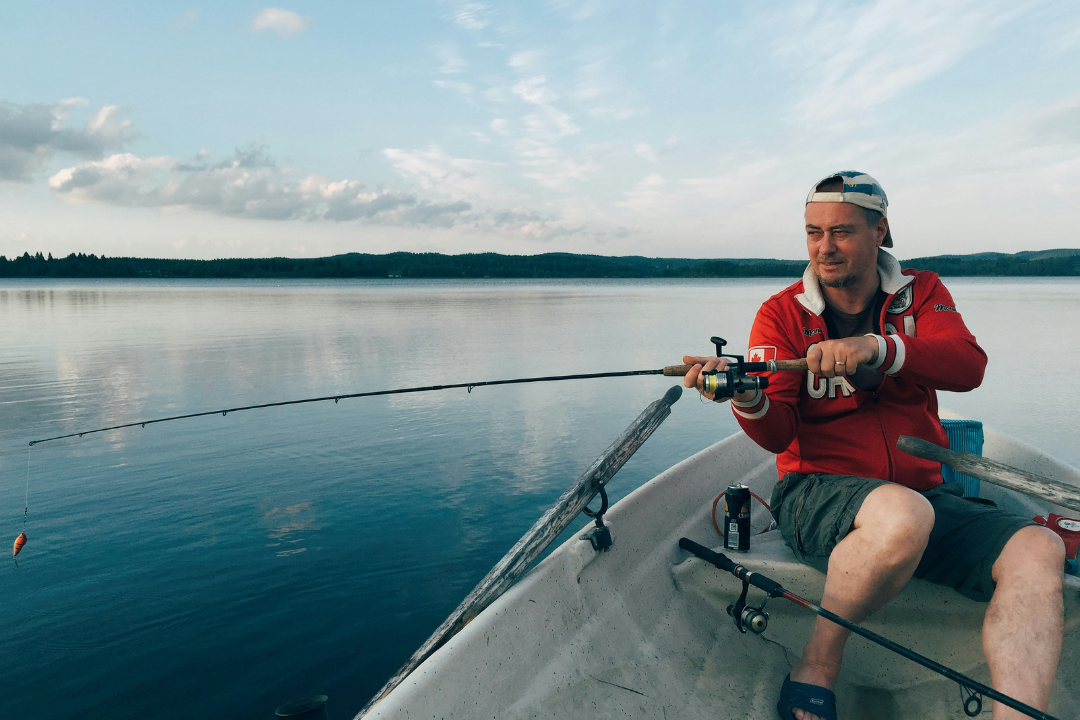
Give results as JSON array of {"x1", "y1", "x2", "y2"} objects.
[{"x1": 365, "y1": 417, "x2": 1080, "y2": 719}]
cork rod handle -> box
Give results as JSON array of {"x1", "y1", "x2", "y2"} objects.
[{"x1": 662, "y1": 358, "x2": 810, "y2": 376}]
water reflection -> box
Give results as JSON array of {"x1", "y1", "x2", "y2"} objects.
[{"x1": 1, "y1": 277, "x2": 1079, "y2": 720}]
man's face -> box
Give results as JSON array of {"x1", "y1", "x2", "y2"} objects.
[{"x1": 805, "y1": 202, "x2": 886, "y2": 289}]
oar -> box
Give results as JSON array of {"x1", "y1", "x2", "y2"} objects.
[
  {"x1": 897, "y1": 436, "x2": 1080, "y2": 513},
  {"x1": 355, "y1": 386, "x2": 683, "y2": 718}
]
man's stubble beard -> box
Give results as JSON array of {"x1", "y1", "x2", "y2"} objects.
[{"x1": 818, "y1": 272, "x2": 858, "y2": 289}]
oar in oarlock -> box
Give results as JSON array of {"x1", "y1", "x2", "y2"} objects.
[
  {"x1": 897, "y1": 435, "x2": 1080, "y2": 514},
  {"x1": 27, "y1": 335, "x2": 810, "y2": 448},
  {"x1": 13, "y1": 532, "x2": 26, "y2": 567},
  {"x1": 677, "y1": 537, "x2": 1061, "y2": 720}
]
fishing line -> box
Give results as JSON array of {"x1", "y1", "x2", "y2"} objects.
[{"x1": 24, "y1": 447, "x2": 30, "y2": 527}]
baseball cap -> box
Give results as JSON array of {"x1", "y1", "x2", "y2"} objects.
[{"x1": 806, "y1": 171, "x2": 893, "y2": 247}]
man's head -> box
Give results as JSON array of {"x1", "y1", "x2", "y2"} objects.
[{"x1": 804, "y1": 172, "x2": 891, "y2": 289}]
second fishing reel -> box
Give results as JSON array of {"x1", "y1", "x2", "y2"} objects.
[
  {"x1": 701, "y1": 337, "x2": 770, "y2": 399},
  {"x1": 728, "y1": 573, "x2": 771, "y2": 635}
]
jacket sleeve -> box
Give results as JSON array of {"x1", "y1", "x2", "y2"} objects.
[
  {"x1": 731, "y1": 301, "x2": 803, "y2": 454},
  {"x1": 862, "y1": 273, "x2": 987, "y2": 392}
]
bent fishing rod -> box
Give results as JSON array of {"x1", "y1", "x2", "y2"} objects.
[
  {"x1": 29, "y1": 336, "x2": 809, "y2": 447},
  {"x1": 678, "y1": 538, "x2": 1059, "y2": 720}
]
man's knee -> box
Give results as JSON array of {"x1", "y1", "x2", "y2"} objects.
[
  {"x1": 854, "y1": 484, "x2": 935, "y2": 560},
  {"x1": 993, "y1": 526, "x2": 1066, "y2": 585}
]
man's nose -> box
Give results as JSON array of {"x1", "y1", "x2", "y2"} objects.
[{"x1": 817, "y1": 232, "x2": 838, "y2": 254}]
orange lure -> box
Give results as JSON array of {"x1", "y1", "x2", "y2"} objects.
[{"x1": 13, "y1": 532, "x2": 26, "y2": 559}]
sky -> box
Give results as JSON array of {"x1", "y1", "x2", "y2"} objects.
[{"x1": 1, "y1": 1, "x2": 1079, "y2": 261}]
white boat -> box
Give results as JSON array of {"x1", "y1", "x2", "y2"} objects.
[{"x1": 362, "y1": 418, "x2": 1080, "y2": 719}]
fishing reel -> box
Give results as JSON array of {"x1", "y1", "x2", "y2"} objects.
[
  {"x1": 701, "y1": 337, "x2": 770, "y2": 399},
  {"x1": 727, "y1": 576, "x2": 771, "y2": 635}
]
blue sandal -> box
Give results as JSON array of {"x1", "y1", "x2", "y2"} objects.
[{"x1": 776, "y1": 674, "x2": 837, "y2": 720}]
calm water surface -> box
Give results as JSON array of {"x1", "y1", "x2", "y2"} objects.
[{"x1": 1, "y1": 278, "x2": 1078, "y2": 720}]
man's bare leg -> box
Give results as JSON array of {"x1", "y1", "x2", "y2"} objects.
[
  {"x1": 786, "y1": 484, "x2": 935, "y2": 720},
  {"x1": 983, "y1": 526, "x2": 1065, "y2": 720}
]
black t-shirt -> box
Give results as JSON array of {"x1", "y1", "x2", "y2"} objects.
[{"x1": 821, "y1": 288, "x2": 887, "y2": 390}]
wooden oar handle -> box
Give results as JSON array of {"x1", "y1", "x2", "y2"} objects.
[
  {"x1": 663, "y1": 358, "x2": 809, "y2": 376},
  {"x1": 898, "y1": 435, "x2": 1080, "y2": 513}
]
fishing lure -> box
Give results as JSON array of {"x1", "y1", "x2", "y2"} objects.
[{"x1": 13, "y1": 532, "x2": 26, "y2": 564}]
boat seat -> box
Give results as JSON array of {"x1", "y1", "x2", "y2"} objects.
[{"x1": 672, "y1": 530, "x2": 1080, "y2": 692}]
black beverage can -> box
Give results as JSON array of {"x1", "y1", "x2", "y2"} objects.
[{"x1": 724, "y1": 484, "x2": 752, "y2": 552}]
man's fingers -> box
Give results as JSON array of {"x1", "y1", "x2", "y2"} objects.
[
  {"x1": 680, "y1": 354, "x2": 730, "y2": 401},
  {"x1": 821, "y1": 348, "x2": 839, "y2": 377},
  {"x1": 805, "y1": 345, "x2": 823, "y2": 376},
  {"x1": 682, "y1": 355, "x2": 724, "y2": 367}
]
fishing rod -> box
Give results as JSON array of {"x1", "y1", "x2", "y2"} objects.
[
  {"x1": 678, "y1": 538, "x2": 1060, "y2": 720},
  {"x1": 27, "y1": 336, "x2": 809, "y2": 447}
]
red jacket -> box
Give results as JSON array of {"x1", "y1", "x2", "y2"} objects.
[{"x1": 731, "y1": 250, "x2": 987, "y2": 491}]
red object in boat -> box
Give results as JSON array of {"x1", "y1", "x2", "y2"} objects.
[
  {"x1": 1034, "y1": 514, "x2": 1080, "y2": 560},
  {"x1": 13, "y1": 532, "x2": 26, "y2": 558}
]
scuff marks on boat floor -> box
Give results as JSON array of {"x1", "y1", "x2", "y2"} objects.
[{"x1": 587, "y1": 674, "x2": 650, "y2": 698}]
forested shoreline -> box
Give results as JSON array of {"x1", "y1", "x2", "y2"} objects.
[{"x1": 1, "y1": 249, "x2": 1078, "y2": 279}]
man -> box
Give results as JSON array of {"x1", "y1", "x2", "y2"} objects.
[{"x1": 683, "y1": 172, "x2": 1066, "y2": 720}]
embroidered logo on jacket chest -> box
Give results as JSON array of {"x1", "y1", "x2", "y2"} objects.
[{"x1": 887, "y1": 285, "x2": 913, "y2": 314}]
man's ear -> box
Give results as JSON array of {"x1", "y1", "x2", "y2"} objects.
[{"x1": 875, "y1": 217, "x2": 889, "y2": 248}]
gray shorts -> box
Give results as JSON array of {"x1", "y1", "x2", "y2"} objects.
[{"x1": 769, "y1": 472, "x2": 1036, "y2": 602}]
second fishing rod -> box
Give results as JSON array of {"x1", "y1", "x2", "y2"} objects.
[{"x1": 29, "y1": 336, "x2": 807, "y2": 447}]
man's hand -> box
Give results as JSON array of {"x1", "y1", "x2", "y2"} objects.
[
  {"x1": 681, "y1": 355, "x2": 757, "y2": 404},
  {"x1": 806, "y1": 336, "x2": 879, "y2": 378}
]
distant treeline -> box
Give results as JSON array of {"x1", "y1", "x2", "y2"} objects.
[
  {"x1": 0, "y1": 251, "x2": 804, "y2": 279},
  {"x1": 1, "y1": 249, "x2": 1078, "y2": 279},
  {"x1": 900, "y1": 249, "x2": 1080, "y2": 276}
]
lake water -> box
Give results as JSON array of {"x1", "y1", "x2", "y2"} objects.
[{"x1": 2, "y1": 277, "x2": 1078, "y2": 720}]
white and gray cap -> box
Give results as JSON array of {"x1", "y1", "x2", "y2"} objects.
[{"x1": 806, "y1": 171, "x2": 893, "y2": 247}]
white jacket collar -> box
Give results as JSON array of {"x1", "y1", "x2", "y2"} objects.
[{"x1": 794, "y1": 249, "x2": 913, "y2": 316}]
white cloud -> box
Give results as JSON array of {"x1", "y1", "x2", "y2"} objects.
[
  {"x1": 772, "y1": 0, "x2": 1025, "y2": 126},
  {"x1": 432, "y1": 80, "x2": 475, "y2": 99},
  {"x1": 448, "y1": 1, "x2": 490, "y2": 30},
  {"x1": 634, "y1": 139, "x2": 678, "y2": 162},
  {"x1": 49, "y1": 145, "x2": 471, "y2": 226},
  {"x1": 1048, "y1": 22, "x2": 1080, "y2": 54},
  {"x1": 175, "y1": 10, "x2": 198, "y2": 29},
  {"x1": 508, "y1": 50, "x2": 542, "y2": 70},
  {"x1": 545, "y1": 0, "x2": 605, "y2": 22},
  {"x1": 616, "y1": 173, "x2": 679, "y2": 214},
  {"x1": 0, "y1": 98, "x2": 135, "y2": 181},
  {"x1": 383, "y1": 144, "x2": 504, "y2": 199},
  {"x1": 435, "y1": 45, "x2": 466, "y2": 74},
  {"x1": 251, "y1": 8, "x2": 312, "y2": 35},
  {"x1": 512, "y1": 76, "x2": 559, "y2": 105}
]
